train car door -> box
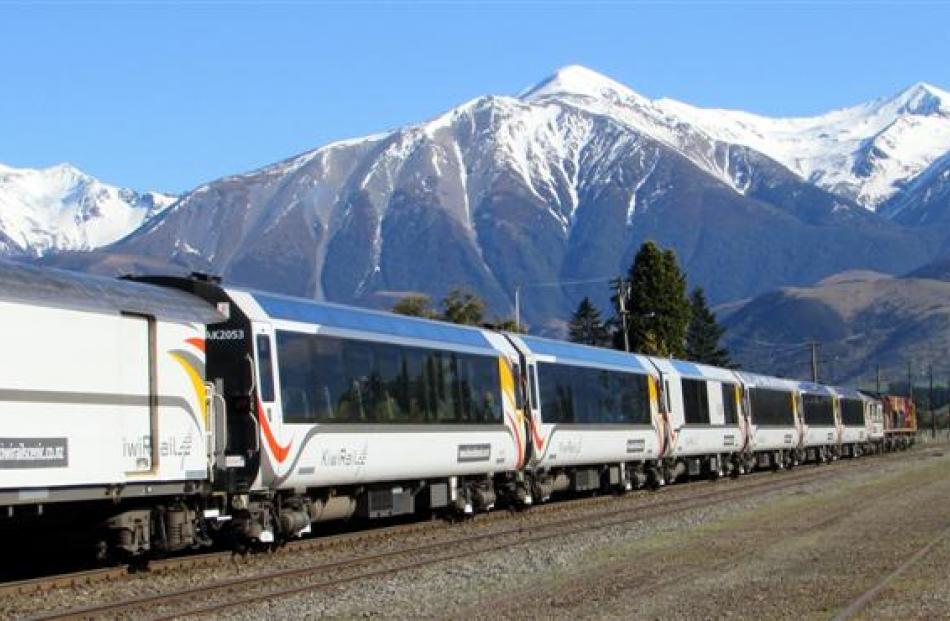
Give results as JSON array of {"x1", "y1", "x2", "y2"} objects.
[
  {"x1": 252, "y1": 323, "x2": 284, "y2": 474},
  {"x1": 524, "y1": 355, "x2": 542, "y2": 460},
  {"x1": 119, "y1": 313, "x2": 156, "y2": 474},
  {"x1": 738, "y1": 383, "x2": 753, "y2": 451}
]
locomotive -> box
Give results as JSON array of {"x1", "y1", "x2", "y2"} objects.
[{"x1": 0, "y1": 262, "x2": 913, "y2": 561}]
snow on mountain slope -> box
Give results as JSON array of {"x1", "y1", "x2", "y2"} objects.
[
  {"x1": 12, "y1": 67, "x2": 945, "y2": 265},
  {"x1": 656, "y1": 82, "x2": 950, "y2": 209},
  {"x1": 0, "y1": 162, "x2": 175, "y2": 256},
  {"x1": 520, "y1": 65, "x2": 762, "y2": 195},
  {"x1": 85, "y1": 64, "x2": 932, "y2": 333}
]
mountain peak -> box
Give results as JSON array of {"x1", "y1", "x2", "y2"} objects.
[
  {"x1": 0, "y1": 161, "x2": 90, "y2": 185},
  {"x1": 0, "y1": 161, "x2": 175, "y2": 257},
  {"x1": 520, "y1": 65, "x2": 641, "y2": 102},
  {"x1": 885, "y1": 81, "x2": 949, "y2": 116}
]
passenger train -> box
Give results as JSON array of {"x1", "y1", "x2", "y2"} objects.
[{"x1": 0, "y1": 262, "x2": 917, "y2": 561}]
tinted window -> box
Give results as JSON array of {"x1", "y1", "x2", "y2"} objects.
[
  {"x1": 276, "y1": 331, "x2": 502, "y2": 425},
  {"x1": 528, "y1": 365, "x2": 539, "y2": 409},
  {"x1": 749, "y1": 388, "x2": 795, "y2": 426},
  {"x1": 512, "y1": 363, "x2": 524, "y2": 410},
  {"x1": 256, "y1": 334, "x2": 276, "y2": 403},
  {"x1": 840, "y1": 398, "x2": 864, "y2": 426},
  {"x1": 537, "y1": 362, "x2": 651, "y2": 425},
  {"x1": 802, "y1": 393, "x2": 835, "y2": 426},
  {"x1": 722, "y1": 383, "x2": 739, "y2": 425},
  {"x1": 681, "y1": 378, "x2": 710, "y2": 425}
]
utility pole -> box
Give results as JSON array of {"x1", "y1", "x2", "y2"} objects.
[
  {"x1": 514, "y1": 286, "x2": 521, "y2": 332},
  {"x1": 616, "y1": 280, "x2": 631, "y2": 353},
  {"x1": 514, "y1": 275, "x2": 614, "y2": 334},
  {"x1": 809, "y1": 341, "x2": 819, "y2": 383},
  {"x1": 876, "y1": 364, "x2": 882, "y2": 394},
  {"x1": 929, "y1": 365, "x2": 935, "y2": 439},
  {"x1": 907, "y1": 361, "x2": 913, "y2": 402}
]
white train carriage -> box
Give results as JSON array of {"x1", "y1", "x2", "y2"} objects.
[
  {"x1": 202, "y1": 287, "x2": 526, "y2": 526},
  {"x1": 735, "y1": 371, "x2": 803, "y2": 470},
  {"x1": 797, "y1": 381, "x2": 840, "y2": 462},
  {"x1": 0, "y1": 262, "x2": 220, "y2": 502},
  {"x1": 0, "y1": 262, "x2": 223, "y2": 556},
  {"x1": 504, "y1": 334, "x2": 666, "y2": 495},
  {"x1": 831, "y1": 386, "x2": 870, "y2": 457},
  {"x1": 645, "y1": 358, "x2": 746, "y2": 480}
]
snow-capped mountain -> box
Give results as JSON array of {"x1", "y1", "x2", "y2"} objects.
[
  {"x1": 656, "y1": 80, "x2": 950, "y2": 210},
  {"x1": 520, "y1": 66, "x2": 950, "y2": 211},
  {"x1": 0, "y1": 162, "x2": 175, "y2": 257},
  {"x1": 54, "y1": 66, "x2": 942, "y2": 333}
]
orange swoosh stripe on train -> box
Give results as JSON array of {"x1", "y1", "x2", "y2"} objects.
[
  {"x1": 258, "y1": 399, "x2": 292, "y2": 463},
  {"x1": 529, "y1": 419, "x2": 545, "y2": 451},
  {"x1": 186, "y1": 337, "x2": 206, "y2": 353},
  {"x1": 505, "y1": 411, "x2": 524, "y2": 469}
]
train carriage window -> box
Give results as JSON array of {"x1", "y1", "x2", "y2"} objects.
[
  {"x1": 681, "y1": 378, "x2": 710, "y2": 425},
  {"x1": 512, "y1": 362, "x2": 524, "y2": 410},
  {"x1": 404, "y1": 347, "x2": 430, "y2": 423},
  {"x1": 538, "y1": 363, "x2": 572, "y2": 424},
  {"x1": 749, "y1": 388, "x2": 795, "y2": 426},
  {"x1": 340, "y1": 341, "x2": 373, "y2": 423},
  {"x1": 841, "y1": 398, "x2": 865, "y2": 426},
  {"x1": 275, "y1": 330, "x2": 502, "y2": 425},
  {"x1": 373, "y1": 344, "x2": 401, "y2": 423},
  {"x1": 802, "y1": 393, "x2": 835, "y2": 426},
  {"x1": 256, "y1": 334, "x2": 276, "y2": 403},
  {"x1": 536, "y1": 362, "x2": 650, "y2": 425},
  {"x1": 620, "y1": 372, "x2": 651, "y2": 426},
  {"x1": 528, "y1": 365, "x2": 540, "y2": 410},
  {"x1": 274, "y1": 332, "x2": 314, "y2": 421},
  {"x1": 722, "y1": 383, "x2": 739, "y2": 425}
]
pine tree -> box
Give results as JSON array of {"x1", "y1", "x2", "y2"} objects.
[
  {"x1": 568, "y1": 296, "x2": 610, "y2": 346},
  {"x1": 612, "y1": 241, "x2": 691, "y2": 357},
  {"x1": 685, "y1": 287, "x2": 732, "y2": 367}
]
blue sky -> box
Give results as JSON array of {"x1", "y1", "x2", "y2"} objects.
[{"x1": 1, "y1": 1, "x2": 948, "y2": 193}]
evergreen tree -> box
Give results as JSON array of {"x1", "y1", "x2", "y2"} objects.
[
  {"x1": 612, "y1": 241, "x2": 691, "y2": 357},
  {"x1": 568, "y1": 296, "x2": 610, "y2": 346},
  {"x1": 685, "y1": 287, "x2": 732, "y2": 367},
  {"x1": 392, "y1": 294, "x2": 438, "y2": 319},
  {"x1": 441, "y1": 288, "x2": 486, "y2": 326}
]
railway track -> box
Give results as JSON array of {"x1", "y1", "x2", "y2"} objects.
[{"x1": 23, "y1": 451, "x2": 910, "y2": 621}]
